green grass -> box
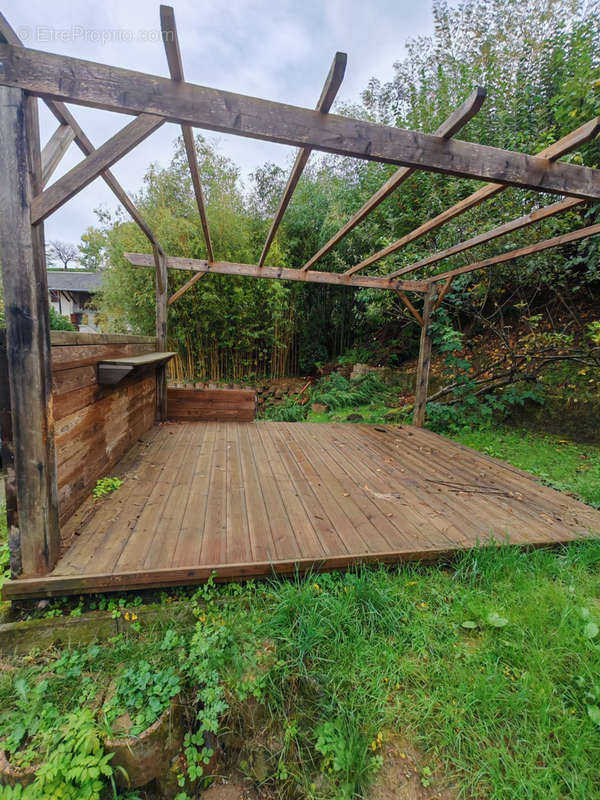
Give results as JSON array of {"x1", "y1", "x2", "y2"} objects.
[{"x1": 449, "y1": 426, "x2": 600, "y2": 507}]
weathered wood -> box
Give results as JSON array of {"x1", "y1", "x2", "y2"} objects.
[
  {"x1": 167, "y1": 388, "x2": 256, "y2": 422},
  {"x1": 31, "y1": 113, "x2": 164, "y2": 224},
  {"x1": 413, "y1": 287, "x2": 436, "y2": 427},
  {"x1": 41, "y1": 123, "x2": 74, "y2": 187},
  {"x1": 388, "y1": 196, "x2": 583, "y2": 278},
  {"x1": 0, "y1": 86, "x2": 60, "y2": 576},
  {"x1": 433, "y1": 276, "x2": 453, "y2": 310},
  {"x1": 155, "y1": 251, "x2": 169, "y2": 421},
  {"x1": 349, "y1": 116, "x2": 600, "y2": 275},
  {"x1": 427, "y1": 221, "x2": 600, "y2": 284},
  {"x1": 3, "y1": 421, "x2": 599, "y2": 599},
  {"x1": 168, "y1": 271, "x2": 206, "y2": 305},
  {"x1": 125, "y1": 252, "x2": 429, "y2": 291},
  {"x1": 303, "y1": 87, "x2": 486, "y2": 272},
  {"x1": 50, "y1": 331, "x2": 157, "y2": 346},
  {"x1": 160, "y1": 5, "x2": 214, "y2": 262},
  {"x1": 98, "y1": 352, "x2": 175, "y2": 385},
  {"x1": 2, "y1": 45, "x2": 600, "y2": 199},
  {"x1": 0, "y1": 12, "x2": 164, "y2": 256},
  {"x1": 396, "y1": 291, "x2": 424, "y2": 326},
  {"x1": 0, "y1": 330, "x2": 19, "y2": 574},
  {"x1": 259, "y1": 51, "x2": 347, "y2": 267}
]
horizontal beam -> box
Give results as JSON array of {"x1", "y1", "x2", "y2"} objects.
[
  {"x1": 427, "y1": 221, "x2": 600, "y2": 283},
  {"x1": 0, "y1": 11, "x2": 164, "y2": 256},
  {"x1": 387, "y1": 196, "x2": 583, "y2": 278},
  {"x1": 2, "y1": 45, "x2": 600, "y2": 199},
  {"x1": 347, "y1": 116, "x2": 600, "y2": 276},
  {"x1": 41, "y1": 123, "x2": 74, "y2": 187},
  {"x1": 303, "y1": 86, "x2": 486, "y2": 272},
  {"x1": 31, "y1": 113, "x2": 164, "y2": 224},
  {"x1": 259, "y1": 51, "x2": 347, "y2": 267},
  {"x1": 124, "y1": 253, "x2": 429, "y2": 291},
  {"x1": 160, "y1": 5, "x2": 214, "y2": 262}
]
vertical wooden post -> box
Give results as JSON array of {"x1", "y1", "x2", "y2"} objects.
[
  {"x1": 0, "y1": 331, "x2": 19, "y2": 574},
  {"x1": 413, "y1": 286, "x2": 436, "y2": 428},
  {"x1": 154, "y1": 247, "x2": 168, "y2": 421},
  {"x1": 0, "y1": 87, "x2": 61, "y2": 576}
]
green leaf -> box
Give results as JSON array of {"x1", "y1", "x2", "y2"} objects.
[
  {"x1": 587, "y1": 705, "x2": 600, "y2": 725},
  {"x1": 584, "y1": 622, "x2": 599, "y2": 639},
  {"x1": 461, "y1": 620, "x2": 478, "y2": 629},
  {"x1": 486, "y1": 612, "x2": 508, "y2": 628}
]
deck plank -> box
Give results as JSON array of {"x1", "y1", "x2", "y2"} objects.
[{"x1": 4, "y1": 421, "x2": 599, "y2": 599}]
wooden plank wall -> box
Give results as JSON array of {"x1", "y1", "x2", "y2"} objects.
[
  {"x1": 167, "y1": 387, "x2": 256, "y2": 422},
  {"x1": 51, "y1": 332, "x2": 158, "y2": 540}
]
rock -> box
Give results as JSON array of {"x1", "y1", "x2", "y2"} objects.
[
  {"x1": 36, "y1": 599, "x2": 50, "y2": 610},
  {"x1": 311, "y1": 403, "x2": 330, "y2": 414},
  {"x1": 345, "y1": 413, "x2": 364, "y2": 422}
]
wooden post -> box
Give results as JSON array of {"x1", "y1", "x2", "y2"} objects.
[
  {"x1": 0, "y1": 87, "x2": 61, "y2": 575},
  {"x1": 413, "y1": 286, "x2": 436, "y2": 428},
  {"x1": 0, "y1": 331, "x2": 19, "y2": 574},
  {"x1": 154, "y1": 247, "x2": 168, "y2": 420}
]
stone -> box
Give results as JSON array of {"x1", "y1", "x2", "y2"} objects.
[
  {"x1": 345, "y1": 413, "x2": 364, "y2": 422},
  {"x1": 311, "y1": 403, "x2": 330, "y2": 414}
]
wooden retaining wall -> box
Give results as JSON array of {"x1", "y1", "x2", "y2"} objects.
[
  {"x1": 51, "y1": 332, "x2": 158, "y2": 539},
  {"x1": 167, "y1": 387, "x2": 256, "y2": 422}
]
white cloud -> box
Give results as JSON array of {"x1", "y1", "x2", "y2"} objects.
[{"x1": 3, "y1": 0, "x2": 434, "y2": 244}]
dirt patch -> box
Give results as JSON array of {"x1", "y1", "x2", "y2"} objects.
[
  {"x1": 201, "y1": 778, "x2": 258, "y2": 800},
  {"x1": 368, "y1": 734, "x2": 458, "y2": 800}
]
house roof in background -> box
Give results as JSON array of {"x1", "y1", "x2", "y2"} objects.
[{"x1": 46, "y1": 271, "x2": 103, "y2": 292}]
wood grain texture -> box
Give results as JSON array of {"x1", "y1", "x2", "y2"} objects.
[
  {"x1": 125, "y1": 253, "x2": 429, "y2": 292},
  {"x1": 50, "y1": 340, "x2": 158, "y2": 535},
  {"x1": 3, "y1": 421, "x2": 599, "y2": 599},
  {"x1": 413, "y1": 287, "x2": 435, "y2": 426},
  {"x1": 167, "y1": 388, "x2": 256, "y2": 422},
  {"x1": 2, "y1": 44, "x2": 600, "y2": 198},
  {"x1": 0, "y1": 83, "x2": 61, "y2": 576},
  {"x1": 41, "y1": 123, "x2": 74, "y2": 187}
]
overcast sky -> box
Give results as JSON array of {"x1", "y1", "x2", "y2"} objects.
[{"x1": 3, "y1": 0, "x2": 435, "y2": 248}]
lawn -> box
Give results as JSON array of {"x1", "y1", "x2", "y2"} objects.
[{"x1": 1, "y1": 425, "x2": 599, "y2": 799}]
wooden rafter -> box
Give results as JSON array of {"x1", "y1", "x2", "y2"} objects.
[
  {"x1": 259, "y1": 51, "x2": 347, "y2": 267},
  {"x1": 41, "y1": 124, "x2": 74, "y2": 187},
  {"x1": 31, "y1": 114, "x2": 164, "y2": 224},
  {"x1": 168, "y1": 271, "x2": 206, "y2": 306},
  {"x1": 395, "y1": 291, "x2": 424, "y2": 326},
  {"x1": 2, "y1": 45, "x2": 600, "y2": 199},
  {"x1": 426, "y1": 221, "x2": 600, "y2": 284},
  {"x1": 346, "y1": 116, "x2": 600, "y2": 277},
  {"x1": 160, "y1": 5, "x2": 214, "y2": 263},
  {"x1": 387, "y1": 195, "x2": 583, "y2": 278},
  {"x1": 301, "y1": 86, "x2": 486, "y2": 272},
  {"x1": 0, "y1": 12, "x2": 165, "y2": 258},
  {"x1": 124, "y1": 252, "x2": 429, "y2": 291}
]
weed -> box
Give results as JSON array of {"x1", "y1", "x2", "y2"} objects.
[{"x1": 93, "y1": 477, "x2": 123, "y2": 499}]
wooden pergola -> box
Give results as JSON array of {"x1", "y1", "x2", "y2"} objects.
[{"x1": 1, "y1": 6, "x2": 599, "y2": 592}]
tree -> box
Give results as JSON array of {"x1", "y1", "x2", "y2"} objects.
[
  {"x1": 48, "y1": 240, "x2": 80, "y2": 270},
  {"x1": 79, "y1": 227, "x2": 106, "y2": 271}
]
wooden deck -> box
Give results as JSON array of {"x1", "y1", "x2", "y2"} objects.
[{"x1": 5, "y1": 422, "x2": 600, "y2": 599}]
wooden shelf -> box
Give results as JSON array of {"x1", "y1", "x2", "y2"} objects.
[{"x1": 98, "y1": 351, "x2": 176, "y2": 385}]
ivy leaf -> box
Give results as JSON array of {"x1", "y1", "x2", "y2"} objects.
[
  {"x1": 486, "y1": 612, "x2": 508, "y2": 628},
  {"x1": 584, "y1": 622, "x2": 599, "y2": 639}
]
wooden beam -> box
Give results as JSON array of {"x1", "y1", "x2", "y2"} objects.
[
  {"x1": 433, "y1": 276, "x2": 453, "y2": 310},
  {"x1": 427, "y1": 221, "x2": 600, "y2": 283},
  {"x1": 302, "y1": 86, "x2": 486, "y2": 272},
  {"x1": 0, "y1": 331, "x2": 18, "y2": 574},
  {"x1": 155, "y1": 250, "x2": 169, "y2": 421},
  {"x1": 168, "y1": 271, "x2": 206, "y2": 306},
  {"x1": 0, "y1": 11, "x2": 164, "y2": 257},
  {"x1": 31, "y1": 113, "x2": 164, "y2": 224},
  {"x1": 388, "y1": 196, "x2": 583, "y2": 278},
  {"x1": 347, "y1": 116, "x2": 600, "y2": 276},
  {"x1": 2, "y1": 45, "x2": 600, "y2": 199},
  {"x1": 41, "y1": 123, "x2": 74, "y2": 187},
  {"x1": 396, "y1": 291, "x2": 424, "y2": 326},
  {"x1": 0, "y1": 86, "x2": 60, "y2": 576},
  {"x1": 124, "y1": 252, "x2": 429, "y2": 291},
  {"x1": 160, "y1": 5, "x2": 214, "y2": 262},
  {"x1": 259, "y1": 51, "x2": 347, "y2": 267},
  {"x1": 413, "y1": 286, "x2": 436, "y2": 427}
]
